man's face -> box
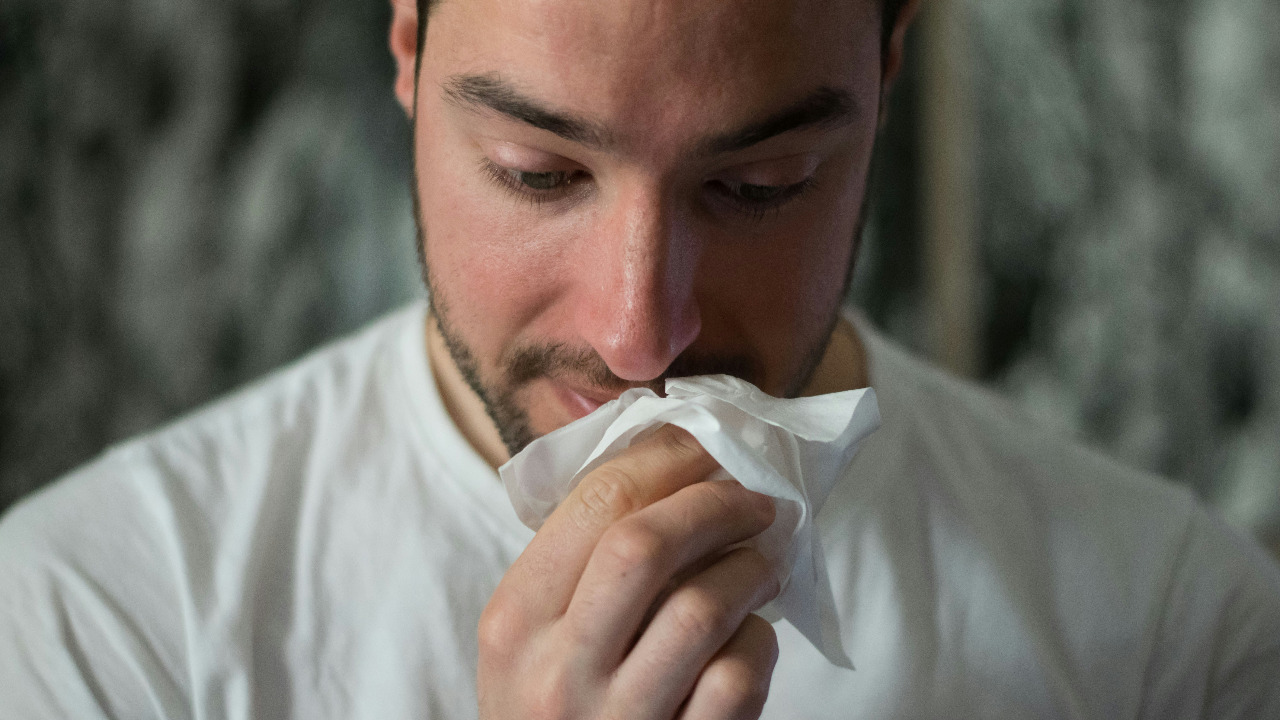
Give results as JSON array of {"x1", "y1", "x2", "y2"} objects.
[{"x1": 410, "y1": 0, "x2": 885, "y2": 454}]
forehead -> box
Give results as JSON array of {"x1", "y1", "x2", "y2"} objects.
[{"x1": 423, "y1": 0, "x2": 883, "y2": 152}]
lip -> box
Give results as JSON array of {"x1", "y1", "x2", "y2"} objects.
[{"x1": 551, "y1": 381, "x2": 618, "y2": 421}]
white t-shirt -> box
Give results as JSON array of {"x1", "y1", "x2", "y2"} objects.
[{"x1": 2, "y1": 302, "x2": 1277, "y2": 719}]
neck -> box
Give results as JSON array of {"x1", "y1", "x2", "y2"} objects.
[{"x1": 799, "y1": 314, "x2": 870, "y2": 397}]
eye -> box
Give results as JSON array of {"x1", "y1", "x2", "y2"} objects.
[
  {"x1": 734, "y1": 183, "x2": 789, "y2": 202},
  {"x1": 481, "y1": 158, "x2": 585, "y2": 204},
  {"x1": 512, "y1": 170, "x2": 575, "y2": 191},
  {"x1": 710, "y1": 176, "x2": 816, "y2": 219}
]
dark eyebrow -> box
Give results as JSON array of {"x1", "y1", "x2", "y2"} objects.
[
  {"x1": 701, "y1": 86, "x2": 859, "y2": 156},
  {"x1": 442, "y1": 73, "x2": 856, "y2": 156},
  {"x1": 442, "y1": 73, "x2": 612, "y2": 149}
]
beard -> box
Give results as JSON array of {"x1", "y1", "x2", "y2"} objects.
[
  {"x1": 417, "y1": 260, "x2": 853, "y2": 459},
  {"x1": 423, "y1": 269, "x2": 841, "y2": 458},
  {"x1": 410, "y1": 156, "x2": 869, "y2": 460}
]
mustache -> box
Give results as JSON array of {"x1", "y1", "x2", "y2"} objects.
[{"x1": 503, "y1": 343, "x2": 760, "y2": 395}]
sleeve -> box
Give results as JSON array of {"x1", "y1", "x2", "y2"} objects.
[
  {"x1": 0, "y1": 451, "x2": 190, "y2": 720},
  {"x1": 1137, "y1": 503, "x2": 1280, "y2": 720}
]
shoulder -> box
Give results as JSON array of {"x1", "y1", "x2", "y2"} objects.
[
  {"x1": 0, "y1": 302, "x2": 430, "y2": 717},
  {"x1": 0, "y1": 445, "x2": 186, "y2": 718},
  {"x1": 836, "y1": 316, "x2": 1280, "y2": 715},
  {"x1": 147, "y1": 301, "x2": 427, "y2": 462},
  {"x1": 0, "y1": 301, "x2": 430, "y2": 579},
  {"x1": 1140, "y1": 501, "x2": 1280, "y2": 719},
  {"x1": 852, "y1": 314, "x2": 1278, "y2": 595},
  {"x1": 853, "y1": 316, "x2": 1202, "y2": 544}
]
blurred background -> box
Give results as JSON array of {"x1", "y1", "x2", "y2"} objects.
[{"x1": 2, "y1": 0, "x2": 1278, "y2": 556}]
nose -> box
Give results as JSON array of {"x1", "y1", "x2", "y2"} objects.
[{"x1": 573, "y1": 186, "x2": 702, "y2": 383}]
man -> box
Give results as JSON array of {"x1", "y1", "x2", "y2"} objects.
[{"x1": 1, "y1": 0, "x2": 1278, "y2": 717}]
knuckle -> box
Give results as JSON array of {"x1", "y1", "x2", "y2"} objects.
[
  {"x1": 476, "y1": 599, "x2": 527, "y2": 658},
  {"x1": 702, "y1": 658, "x2": 771, "y2": 715},
  {"x1": 740, "y1": 549, "x2": 781, "y2": 600},
  {"x1": 738, "y1": 547, "x2": 769, "y2": 574},
  {"x1": 523, "y1": 665, "x2": 574, "y2": 720},
  {"x1": 576, "y1": 466, "x2": 645, "y2": 523},
  {"x1": 668, "y1": 586, "x2": 733, "y2": 639},
  {"x1": 653, "y1": 424, "x2": 704, "y2": 461},
  {"x1": 703, "y1": 479, "x2": 773, "y2": 526},
  {"x1": 597, "y1": 521, "x2": 667, "y2": 571},
  {"x1": 698, "y1": 479, "x2": 742, "y2": 514}
]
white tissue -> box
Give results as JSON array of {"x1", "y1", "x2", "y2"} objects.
[{"x1": 498, "y1": 374, "x2": 880, "y2": 668}]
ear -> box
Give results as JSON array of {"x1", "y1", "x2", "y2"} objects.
[
  {"x1": 879, "y1": 0, "x2": 921, "y2": 125},
  {"x1": 390, "y1": 0, "x2": 420, "y2": 117}
]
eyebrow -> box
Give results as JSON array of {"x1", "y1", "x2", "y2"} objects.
[
  {"x1": 443, "y1": 73, "x2": 612, "y2": 148},
  {"x1": 442, "y1": 73, "x2": 858, "y2": 156},
  {"x1": 702, "y1": 87, "x2": 859, "y2": 155}
]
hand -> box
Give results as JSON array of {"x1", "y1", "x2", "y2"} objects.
[{"x1": 478, "y1": 425, "x2": 782, "y2": 719}]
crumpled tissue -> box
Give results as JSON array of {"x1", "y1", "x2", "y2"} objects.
[{"x1": 498, "y1": 374, "x2": 880, "y2": 668}]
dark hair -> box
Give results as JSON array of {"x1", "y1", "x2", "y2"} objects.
[{"x1": 414, "y1": 0, "x2": 907, "y2": 74}]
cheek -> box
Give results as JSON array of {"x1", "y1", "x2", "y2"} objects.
[
  {"x1": 777, "y1": 158, "x2": 869, "y2": 317},
  {"x1": 710, "y1": 182, "x2": 862, "y2": 320},
  {"x1": 723, "y1": 227, "x2": 852, "y2": 333},
  {"x1": 697, "y1": 176, "x2": 863, "y2": 388},
  {"x1": 414, "y1": 124, "x2": 574, "y2": 366}
]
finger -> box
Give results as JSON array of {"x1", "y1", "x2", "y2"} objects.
[
  {"x1": 498, "y1": 424, "x2": 720, "y2": 619},
  {"x1": 676, "y1": 613, "x2": 779, "y2": 720},
  {"x1": 564, "y1": 482, "x2": 775, "y2": 666},
  {"x1": 607, "y1": 547, "x2": 780, "y2": 718}
]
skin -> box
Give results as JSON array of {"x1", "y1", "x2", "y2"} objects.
[{"x1": 388, "y1": 0, "x2": 918, "y2": 716}]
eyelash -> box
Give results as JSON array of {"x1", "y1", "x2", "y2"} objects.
[
  {"x1": 480, "y1": 158, "x2": 582, "y2": 207},
  {"x1": 479, "y1": 157, "x2": 817, "y2": 220},
  {"x1": 709, "y1": 176, "x2": 818, "y2": 221}
]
